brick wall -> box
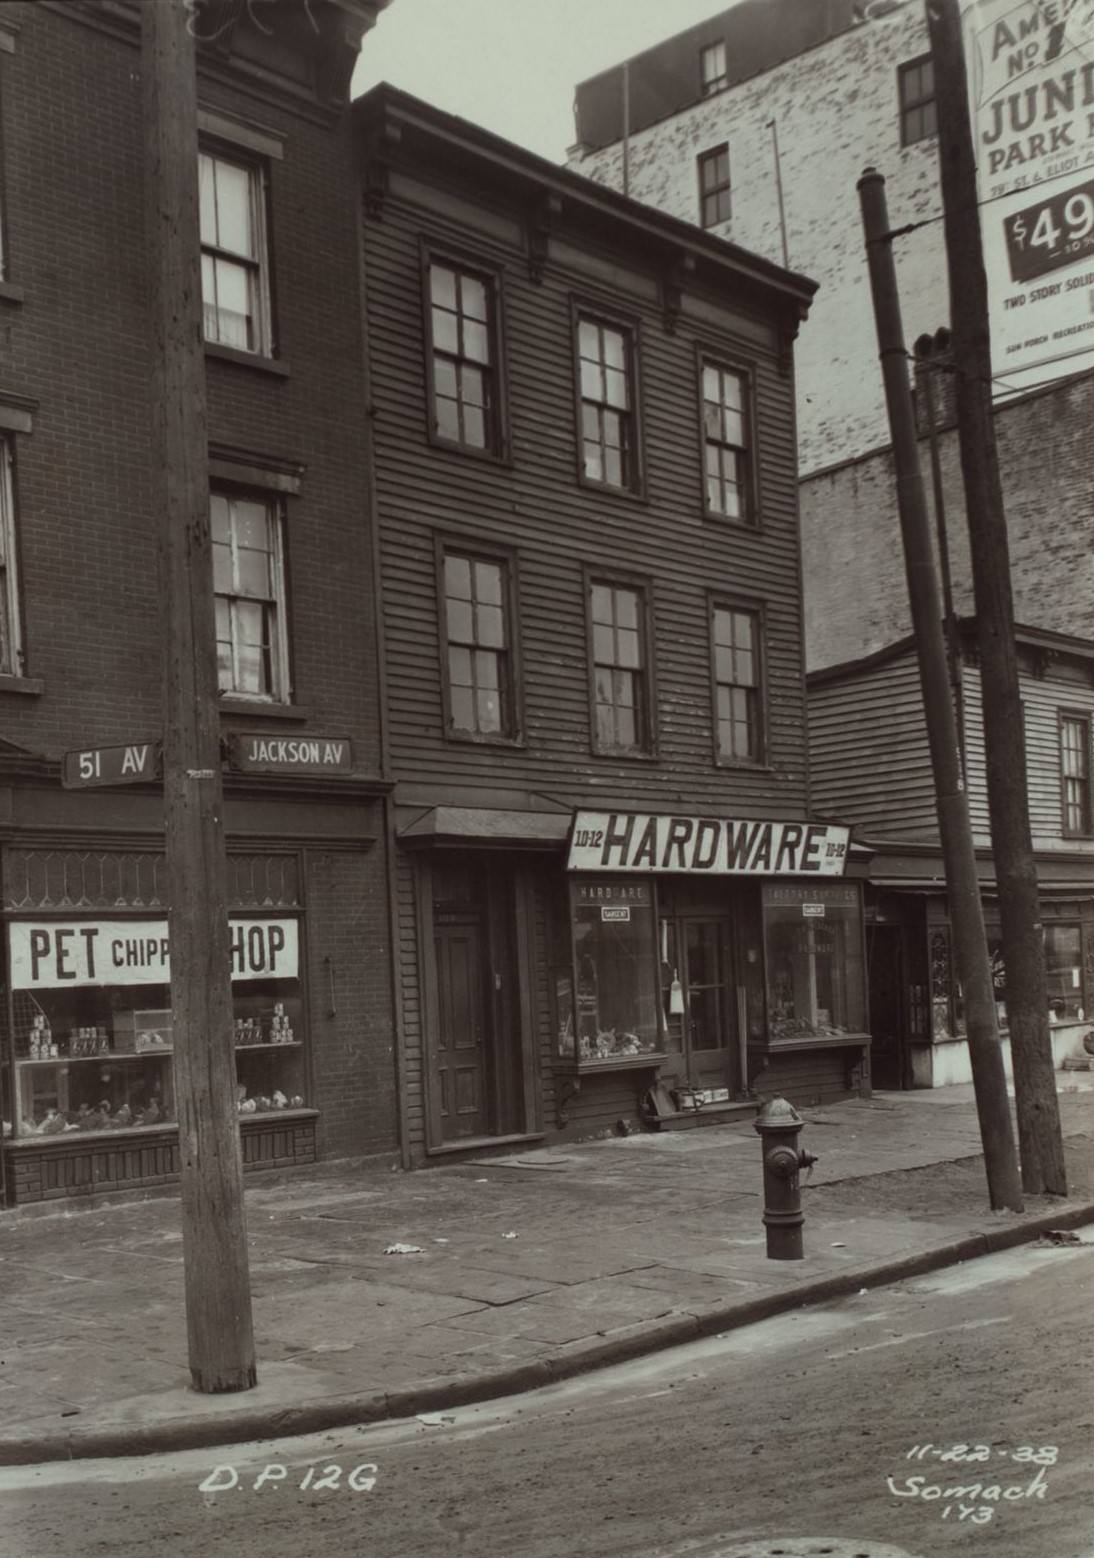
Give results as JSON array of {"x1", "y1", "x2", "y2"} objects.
[
  {"x1": 801, "y1": 369, "x2": 1094, "y2": 670},
  {"x1": 570, "y1": 0, "x2": 945, "y2": 476}
]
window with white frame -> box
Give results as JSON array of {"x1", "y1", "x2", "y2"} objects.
[
  {"x1": 700, "y1": 40, "x2": 728, "y2": 97},
  {"x1": 211, "y1": 491, "x2": 289, "y2": 701},
  {"x1": 0, "y1": 438, "x2": 22, "y2": 676},
  {"x1": 199, "y1": 148, "x2": 271, "y2": 354}
]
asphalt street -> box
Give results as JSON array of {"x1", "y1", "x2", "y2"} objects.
[{"x1": 3, "y1": 1235, "x2": 1092, "y2": 1558}]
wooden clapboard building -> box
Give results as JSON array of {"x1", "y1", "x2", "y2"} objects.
[
  {"x1": 356, "y1": 86, "x2": 869, "y2": 1159},
  {"x1": 809, "y1": 622, "x2": 1094, "y2": 1091},
  {"x1": 0, "y1": 1, "x2": 395, "y2": 1204}
]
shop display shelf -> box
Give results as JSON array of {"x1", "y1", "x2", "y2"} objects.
[
  {"x1": 234, "y1": 1041, "x2": 302, "y2": 1051},
  {"x1": 15, "y1": 1053, "x2": 163, "y2": 1067}
]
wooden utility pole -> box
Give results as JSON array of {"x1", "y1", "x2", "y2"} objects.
[
  {"x1": 143, "y1": 0, "x2": 257, "y2": 1391},
  {"x1": 858, "y1": 167, "x2": 1022, "y2": 1213},
  {"x1": 925, "y1": 0, "x2": 1066, "y2": 1196}
]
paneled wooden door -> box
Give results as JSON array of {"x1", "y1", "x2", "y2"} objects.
[{"x1": 434, "y1": 912, "x2": 489, "y2": 1140}]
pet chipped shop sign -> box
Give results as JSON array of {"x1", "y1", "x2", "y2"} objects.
[
  {"x1": 10, "y1": 918, "x2": 299, "y2": 990},
  {"x1": 568, "y1": 812, "x2": 851, "y2": 876}
]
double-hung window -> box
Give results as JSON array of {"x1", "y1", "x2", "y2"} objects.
[
  {"x1": 698, "y1": 145, "x2": 731, "y2": 228},
  {"x1": 700, "y1": 40, "x2": 728, "y2": 97},
  {"x1": 427, "y1": 261, "x2": 501, "y2": 454},
  {"x1": 212, "y1": 491, "x2": 289, "y2": 702},
  {"x1": 702, "y1": 359, "x2": 751, "y2": 521},
  {"x1": 1060, "y1": 712, "x2": 1093, "y2": 835},
  {"x1": 898, "y1": 54, "x2": 937, "y2": 145},
  {"x1": 199, "y1": 147, "x2": 272, "y2": 354},
  {"x1": 589, "y1": 579, "x2": 652, "y2": 755},
  {"x1": 440, "y1": 548, "x2": 516, "y2": 739},
  {"x1": 712, "y1": 603, "x2": 763, "y2": 764},
  {"x1": 577, "y1": 315, "x2": 638, "y2": 491},
  {"x1": 0, "y1": 437, "x2": 22, "y2": 676}
]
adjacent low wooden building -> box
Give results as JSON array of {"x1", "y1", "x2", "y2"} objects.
[{"x1": 356, "y1": 87, "x2": 869, "y2": 1160}]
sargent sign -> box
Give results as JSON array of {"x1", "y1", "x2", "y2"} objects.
[
  {"x1": 9, "y1": 918, "x2": 299, "y2": 990},
  {"x1": 962, "y1": 0, "x2": 1094, "y2": 387},
  {"x1": 567, "y1": 812, "x2": 851, "y2": 876}
]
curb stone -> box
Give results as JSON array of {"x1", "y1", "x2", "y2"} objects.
[{"x1": 3, "y1": 1197, "x2": 1092, "y2": 1468}]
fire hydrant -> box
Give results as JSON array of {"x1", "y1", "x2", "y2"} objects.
[{"x1": 753, "y1": 1097, "x2": 817, "y2": 1260}]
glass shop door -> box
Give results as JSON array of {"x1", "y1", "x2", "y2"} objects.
[{"x1": 660, "y1": 909, "x2": 739, "y2": 1094}]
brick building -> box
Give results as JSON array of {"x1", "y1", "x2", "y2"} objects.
[
  {"x1": 355, "y1": 84, "x2": 871, "y2": 1155},
  {"x1": 0, "y1": 0, "x2": 396, "y2": 1203}
]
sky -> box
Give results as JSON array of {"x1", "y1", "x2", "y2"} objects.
[{"x1": 351, "y1": 0, "x2": 729, "y2": 163}]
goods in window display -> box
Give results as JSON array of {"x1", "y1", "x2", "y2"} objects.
[
  {"x1": 565, "y1": 882, "x2": 662, "y2": 1063},
  {"x1": 762, "y1": 885, "x2": 866, "y2": 1043}
]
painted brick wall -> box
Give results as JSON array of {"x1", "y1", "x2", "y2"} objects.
[
  {"x1": 0, "y1": 2, "x2": 383, "y2": 767},
  {"x1": 305, "y1": 846, "x2": 397, "y2": 1161},
  {"x1": 570, "y1": 0, "x2": 945, "y2": 476},
  {"x1": 801, "y1": 370, "x2": 1094, "y2": 670}
]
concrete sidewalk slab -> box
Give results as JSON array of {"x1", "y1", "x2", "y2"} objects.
[{"x1": 3, "y1": 1084, "x2": 1094, "y2": 1465}]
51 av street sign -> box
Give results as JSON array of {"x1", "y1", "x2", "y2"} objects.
[{"x1": 62, "y1": 741, "x2": 162, "y2": 789}]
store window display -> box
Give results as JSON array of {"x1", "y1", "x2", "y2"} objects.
[
  {"x1": 563, "y1": 880, "x2": 661, "y2": 1061},
  {"x1": 763, "y1": 884, "x2": 865, "y2": 1041}
]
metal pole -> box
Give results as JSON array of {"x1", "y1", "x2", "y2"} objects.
[
  {"x1": 621, "y1": 60, "x2": 631, "y2": 199},
  {"x1": 143, "y1": 0, "x2": 257, "y2": 1391},
  {"x1": 768, "y1": 119, "x2": 790, "y2": 268},
  {"x1": 858, "y1": 166, "x2": 1022, "y2": 1212}
]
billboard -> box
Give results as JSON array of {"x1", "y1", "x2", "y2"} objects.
[{"x1": 962, "y1": 0, "x2": 1094, "y2": 388}]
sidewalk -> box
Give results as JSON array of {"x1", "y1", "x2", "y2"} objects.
[{"x1": 3, "y1": 1082, "x2": 1094, "y2": 1465}]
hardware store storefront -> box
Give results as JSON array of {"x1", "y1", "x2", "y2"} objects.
[{"x1": 399, "y1": 807, "x2": 870, "y2": 1159}]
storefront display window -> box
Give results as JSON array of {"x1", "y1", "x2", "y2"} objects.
[
  {"x1": 1045, "y1": 924, "x2": 1084, "y2": 1020},
  {"x1": 763, "y1": 884, "x2": 865, "y2": 1041},
  {"x1": 567, "y1": 880, "x2": 661, "y2": 1061},
  {"x1": 6, "y1": 915, "x2": 307, "y2": 1137}
]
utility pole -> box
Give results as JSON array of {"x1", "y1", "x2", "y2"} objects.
[
  {"x1": 858, "y1": 167, "x2": 1022, "y2": 1213},
  {"x1": 143, "y1": 0, "x2": 257, "y2": 1391},
  {"x1": 925, "y1": 0, "x2": 1066, "y2": 1196}
]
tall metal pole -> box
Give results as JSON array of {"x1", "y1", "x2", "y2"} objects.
[
  {"x1": 143, "y1": 0, "x2": 257, "y2": 1391},
  {"x1": 858, "y1": 167, "x2": 1022, "y2": 1212},
  {"x1": 926, "y1": 0, "x2": 1065, "y2": 1197}
]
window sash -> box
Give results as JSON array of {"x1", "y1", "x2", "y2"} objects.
[
  {"x1": 0, "y1": 440, "x2": 20, "y2": 676},
  {"x1": 899, "y1": 56, "x2": 937, "y2": 144},
  {"x1": 713, "y1": 606, "x2": 762, "y2": 762},
  {"x1": 591, "y1": 583, "x2": 647, "y2": 751},
  {"x1": 443, "y1": 552, "x2": 512, "y2": 737},
  {"x1": 1061, "y1": 716, "x2": 1092, "y2": 833},
  {"x1": 429, "y1": 263, "x2": 497, "y2": 453},
  {"x1": 212, "y1": 493, "x2": 288, "y2": 701},
  {"x1": 578, "y1": 319, "x2": 634, "y2": 488},
  {"x1": 702, "y1": 362, "x2": 749, "y2": 519},
  {"x1": 698, "y1": 147, "x2": 731, "y2": 228},
  {"x1": 701, "y1": 41, "x2": 728, "y2": 95},
  {"x1": 199, "y1": 150, "x2": 270, "y2": 353}
]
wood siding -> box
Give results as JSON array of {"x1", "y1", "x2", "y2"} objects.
[
  {"x1": 808, "y1": 652, "x2": 937, "y2": 840},
  {"x1": 364, "y1": 173, "x2": 811, "y2": 817}
]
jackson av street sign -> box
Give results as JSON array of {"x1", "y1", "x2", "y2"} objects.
[{"x1": 226, "y1": 733, "x2": 353, "y2": 775}]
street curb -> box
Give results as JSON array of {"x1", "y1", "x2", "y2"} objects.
[{"x1": 3, "y1": 1198, "x2": 1093, "y2": 1467}]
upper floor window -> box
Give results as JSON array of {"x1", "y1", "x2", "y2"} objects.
[
  {"x1": 1060, "y1": 712, "x2": 1092, "y2": 835},
  {"x1": 589, "y1": 579, "x2": 652, "y2": 755},
  {"x1": 898, "y1": 54, "x2": 936, "y2": 145},
  {"x1": 698, "y1": 145, "x2": 731, "y2": 229},
  {"x1": 702, "y1": 360, "x2": 750, "y2": 521},
  {"x1": 577, "y1": 315, "x2": 638, "y2": 492},
  {"x1": 212, "y1": 491, "x2": 289, "y2": 702},
  {"x1": 0, "y1": 438, "x2": 22, "y2": 676},
  {"x1": 440, "y1": 548, "x2": 516, "y2": 740},
  {"x1": 712, "y1": 604, "x2": 763, "y2": 763},
  {"x1": 700, "y1": 40, "x2": 728, "y2": 97},
  {"x1": 427, "y1": 261, "x2": 502, "y2": 455},
  {"x1": 199, "y1": 148, "x2": 272, "y2": 354}
]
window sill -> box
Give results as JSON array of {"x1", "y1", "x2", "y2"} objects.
[
  {"x1": 715, "y1": 757, "x2": 773, "y2": 772},
  {"x1": 592, "y1": 746, "x2": 660, "y2": 763},
  {"x1": 445, "y1": 730, "x2": 525, "y2": 749},
  {"x1": 577, "y1": 474, "x2": 647, "y2": 504},
  {"x1": 428, "y1": 432, "x2": 512, "y2": 468},
  {"x1": 219, "y1": 699, "x2": 309, "y2": 722},
  {"x1": 205, "y1": 342, "x2": 290, "y2": 378},
  {"x1": 0, "y1": 281, "x2": 24, "y2": 306},
  {"x1": 703, "y1": 509, "x2": 760, "y2": 530},
  {"x1": 0, "y1": 673, "x2": 43, "y2": 696}
]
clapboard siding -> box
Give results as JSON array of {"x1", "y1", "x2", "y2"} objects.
[
  {"x1": 808, "y1": 651, "x2": 938, "y2": 840},
  {"x1": 364, "y1": 159, "x2": 812, "y2": 815},
  {"x1": 964, "y1": 664, "x2": 1094, "y2": 854}
]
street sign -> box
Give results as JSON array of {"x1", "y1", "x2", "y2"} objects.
[
  {"x1": 62, "y1": 741, "x2": 162, "y2": 789},
  {"x1": 226, "y1": 733, "x2": 353, "y2": 776}
]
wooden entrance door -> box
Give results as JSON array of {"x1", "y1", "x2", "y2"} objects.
[
  {"x1": 662, "y1": 911, "x2": 739, "y2": 1093},
  {"x1": 868, "y1": 923, "x2": 907, "y2": 1089},
  {"x1": 434, "y1": 914, "x2": 489, "y2": 1140}
]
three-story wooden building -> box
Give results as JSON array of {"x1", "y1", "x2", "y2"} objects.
[{"x1": 356, "y1": 86, "x2": 868, "y2": 1160}]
